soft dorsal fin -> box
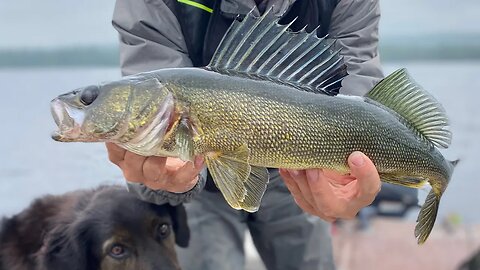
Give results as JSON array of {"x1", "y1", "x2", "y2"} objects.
[
  {"x1": 366, "y1": 69, "x2": 452, "y2": 148},
  {"x1": 207, "y1": 9, "x2": 347, "y2": 96}
]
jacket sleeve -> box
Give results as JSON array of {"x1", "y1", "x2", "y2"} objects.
[
  {"x1": 112, "y1": 0, "x2": 193, "y2": 76},
  {"x1": 329, "y1": 0, "x2": 384, "y2": 96},
  {"x1": 112, "y1": 0, "x2": 204, "y2": 205},
  {"x1": 126, "y1": 169, "x2": 207, "y2": 206}
]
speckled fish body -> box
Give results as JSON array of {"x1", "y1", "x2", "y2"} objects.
[
  {"x1": 150, "y1": 68, "x2": 448, "y2": 176},
  {"x1": 50, "y1": 11, "x2": 456, "y2": 244}
]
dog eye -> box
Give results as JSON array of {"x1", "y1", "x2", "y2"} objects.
[
  {"x1": 156, "y1": 223, "x2": 171, "y2": 239},
  {"x1": 109, "y1": 244, "x2": 129, "y2": 259}
]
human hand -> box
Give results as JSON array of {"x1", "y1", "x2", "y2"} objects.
[
  {"x1": 105, "y1": 143, "x2": 204, "y2": 193},
  {"x1": 279, "y1": 151, "x2": 381, "y2": 222}
]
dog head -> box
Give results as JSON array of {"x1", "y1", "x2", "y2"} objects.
[{"x1": 37, "y1": 187, "x2": 189, "y2": 270}]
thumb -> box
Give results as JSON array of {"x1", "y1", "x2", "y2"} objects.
[{"x1": 348, "y1": 151, "x2": 381, "y2": 198}]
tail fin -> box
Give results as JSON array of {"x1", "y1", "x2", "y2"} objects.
[
  {"x1": 415, "y1": 190, "x2": 440, "y2": 244},
  {"x1": 450, "y1": 159, "x2": 460, "y2": 170},
  {"x1": 415, "y1": 159, "x2": 459, "y2": 244}
]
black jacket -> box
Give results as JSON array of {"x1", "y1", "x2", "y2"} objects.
[{"x1": 173, "y1": 0, "x2": 339, "y2": 67}]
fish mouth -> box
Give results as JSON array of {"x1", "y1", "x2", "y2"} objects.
[{"x1": 50, "y1": 98, "x2": 85, "y2": 142}]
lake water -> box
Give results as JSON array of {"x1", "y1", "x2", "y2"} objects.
[{"x1": 0, "y1": 61, "x2": 479, "y2": 225}]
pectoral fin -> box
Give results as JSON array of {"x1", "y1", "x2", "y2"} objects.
[
  {"x1": 175, "y1": 118, "x2": 195, "y2": 162},
  {"x1": 205, "y1": 145, "x2": 269, "y2": 212}
]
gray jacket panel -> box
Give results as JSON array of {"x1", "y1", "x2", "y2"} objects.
[
  {"x1": 330, "y1": 0, "x2": 384, "y2": 96},
  {"x1": 113, "y1": 0, "x2": 193, "y2": 76},
  {"x1": 112, "y1": 0, "x2": 383, "y2": 205}
]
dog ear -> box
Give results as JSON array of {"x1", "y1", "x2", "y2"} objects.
[
  {"x1": 168, "y1": 204, "x2": 190, "y2": 247},
  {"x1": 38, "y1": 223, "x2": 78, "y2": 269},
  {"x1": 0, "y1": 217, "x2": 11, "y2": 269},
  {"x1": 38, "y1": 219, "x2": 95, "y2": 270},
  {"x1": 0, "y1": 215, "x2": 45, "y2": 269}
]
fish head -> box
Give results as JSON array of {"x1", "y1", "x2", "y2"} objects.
[{"x1": 51, "y1": 76, "x2": 174, "y2": 144}]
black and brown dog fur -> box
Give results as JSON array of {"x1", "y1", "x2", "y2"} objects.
[{"x1": 0, "y1": 185, "x2": 189, "y2": 270}]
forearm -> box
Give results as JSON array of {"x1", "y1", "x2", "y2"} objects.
[{"x1": 329, "y1": 0, "x2": 384, "y2": 96}]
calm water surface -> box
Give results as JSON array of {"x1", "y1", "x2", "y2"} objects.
[{"x1": 0, "y1": 62, "x2": 479, "y2": 223}]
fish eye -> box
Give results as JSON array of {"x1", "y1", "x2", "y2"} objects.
[
  {"x1": 156, "y1": 223, "x2": 171, "y2": 239},
  {"x1": 79, "y1": 85, "x2": 99, "y2": 106},
  {"x1": 108, "y1": 243, "x2": 130, "y2": 260}
]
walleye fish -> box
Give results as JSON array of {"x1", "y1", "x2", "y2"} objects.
[{"x1": 50, "y1": 10, "x2": 456, "y2": 244}]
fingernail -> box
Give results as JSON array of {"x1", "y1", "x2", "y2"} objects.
[
  {"x1": 289, "y1": 170, "x2": 299, "y2": 177},
  {"x1": 306, "y1": 169, "x2": 319, "y2": 182},
  {"x1": 194, "y1": 156, "x2": 204, "y2": 168},
  {"x1": 350, "y1": 152, "x2": 365, "y2": 167}
]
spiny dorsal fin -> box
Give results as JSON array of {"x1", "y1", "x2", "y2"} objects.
[
  {"x1": 366, "y1": 69, "x2": 452, "y2": 148},
  {"x1": 207, "y1": 8, "x2": 347, "y2": 96}
]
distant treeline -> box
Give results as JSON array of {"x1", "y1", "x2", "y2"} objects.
[
  {"x1": 379, "y1": 34, "x2": 480, "y2": 61},
  {"x1": 0, "y1": 46, "x2": 119, "y2": 68},
  {"x1": 1, "y1": 35, "x2": 480, "y2": 67}
]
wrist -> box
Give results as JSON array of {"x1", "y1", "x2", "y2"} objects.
[{"x1": 169, "y1": 175, "x2": 199, "y2": 194}]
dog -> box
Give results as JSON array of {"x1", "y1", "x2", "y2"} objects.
[
  {"x1": 459, "y1": 248, "x2": 480, "y2": 270},
  {"x1": 0, "y1": 185, "x2": 189, "y2": 270}
]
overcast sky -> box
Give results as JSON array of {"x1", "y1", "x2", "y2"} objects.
[
  {"x1": 0, "y1": 0, "x2": 479, "y2": 49},
  {"x1": 0, "y1": 0, "x2": 117, "y2": 48}
]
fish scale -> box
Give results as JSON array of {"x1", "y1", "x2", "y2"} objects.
[{"x1": 170, "y1": 71, "x2": 430, "y2": 174}]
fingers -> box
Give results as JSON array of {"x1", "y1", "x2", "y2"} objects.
[
  {"x1": 280, "y1": 169, "x2": 307, "y2": 203},
  {"x1": 322, "y1": 169, "x2": 355, "y2": 185},
  {"x1": 122, "y1": 150, "x2": 150, "y2": 182},
  {"x1": 172, "y1": 157, "x2": 204, "y2": 180},
  {"x1": 105, "y1": 142, "x2": 126, "y2": 165},
  {"x1": 348, "y1": 151, "x2": 381, "y2": 203},
  {"x1": 279, "y1": 169, "x2": 299, "y2": 198},
  {"x1": 104, "y1": 143, "x2": 204, "y2": 193},
  {"x1": 139, "y1": 156, "x2": 203, "y2": 192},
  {"x1": 164, "y1": 157, "x2": 205, "y2": 193},
  {"x1": 281, "y1": 169, "x2": 316, "y2": 215},
  {"x1": 280, "y1": 169, "x2": 336, "y2": 222},
  {"x1": 142, "y1": 156, "x2": 167, "y2": 182},
  {"x1": 106, "y1": 142, "x2": 149, "y2": 183},
  {"x1": 291, "y1": 170, "x2": 316, "y2": 207},
  {"x1": 280, "y1": 151, "x2": 381, "y2": 221},
  {"x1": 305, "y1": 169, "x2": 347, "y2": 219}
]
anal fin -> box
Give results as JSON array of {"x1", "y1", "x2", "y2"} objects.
[{"x1": 380, "y1": 173, "x2": 427, "y2": 188}]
